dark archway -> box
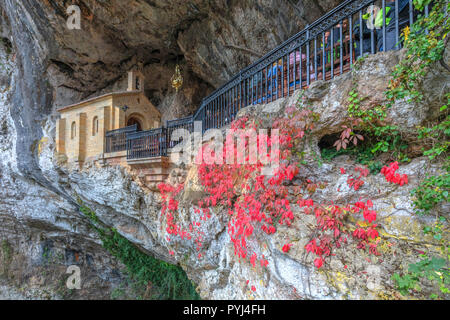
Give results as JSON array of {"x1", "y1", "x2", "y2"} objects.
[{"x1": 127, "y1": 117, "x2": 143, "y2": 131}]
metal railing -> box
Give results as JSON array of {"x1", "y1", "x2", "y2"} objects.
[
  {"x1": 105, "y1": 124, "x2": 137, "y2": 153},
  {"x1": 193, "y1": 0, "x2": 420, "y2": 130},
  {"x1": 127, "y1": 128, "x2": 168, "y2": 160},
  {"x1": 107, "y1": 0, "x2": 424, "y2": 160},
  {"x1": 166, "y1": 116, "x2": 194, "y2": 149}
]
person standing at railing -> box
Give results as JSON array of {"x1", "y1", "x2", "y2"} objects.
[
  {"x1": 354, "y1": 11, "x2": 374, "y2": 58},
  {"x1": 288, "y1": 51, "x2": 315, "y2": 87},
  {"x1": 267, "y1": 61, "x2": 282, "y2": 99},
  {"x1": 320, "y1": 21, "x2": 349, "y2": 74},
  {"x1": 322, "y1": 26, "x2": 341, "y2": 66},
  {"x1": 376, "y1": 0, "x2": 411, "y2": 52}
]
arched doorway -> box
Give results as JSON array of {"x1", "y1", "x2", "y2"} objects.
[{"x1": 127, "y1": 116, "x2": 143, "y2": 131}]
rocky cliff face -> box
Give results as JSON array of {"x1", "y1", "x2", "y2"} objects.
[{"x1": 0, "y1": 0, "x2": 449, "y2": 300}]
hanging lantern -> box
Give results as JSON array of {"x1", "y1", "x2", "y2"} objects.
[{"x1": 171, "y1": 64, "x2": 183, "y2": 92}]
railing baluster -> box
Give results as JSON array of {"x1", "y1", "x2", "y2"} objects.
[
  {"x1": 349, "y1": 14, "x2": 353, "y2": 67},
  {"x1": 409, "y1": 0, "x2": 414, "y2": 26},
  {"x1": 395, "y1": 0, "x2": 399, "y2": 49},
  {"x1": 265, "y1": 66, "x2": 268, "y2": 103},
  {"x1": 239, "y1": 79, "x2": 242, "y2": 110},
  {"x1": 256, "y1": 72, "x2": 259, "y2": 104},
  {"x1": 234, "y1": 83, "x2": 237, "y2": 115},
  {"x1": 371, "y1": 1, "x2": 375, "y2": 54},
  {"x1": 207, "y1": 103, "x2": 210, "y2": 131},
  {"x1": 293, "y1": 49, "x2": 297, "y2": 90},
  {"x1": 299, "y1": 45, "x2": 303, "y2": 88},
  {"x1": 226, "y1": 89, "x2": 229, "y2": 124},
  {"x1": 275, "y1": 60, "x2": 279, "y2": 99},
  {"x1": 280, "y1": 57, "x2": 284, "y2": 98},
  {"x1": 314, "y1": 37, "x2": 318, "y2": 82},
  {"x1": 253, "y1": 75, "x2": 256, "y2": 104},
  {"x1": 221, "y1": 92, "x2": 223, "y2": 126},
  {"x1": 340, "y1": 20, "x2": 343, "y2": 75},
  {"x1": 270, "y1": 64, "x2": 273, "y2": 103},
  {"x1": 260, "y1": 70, "x2": 263, "y2": 103},
  {"x1": 243, "y1": 78, "x2": 246, "y2": 107},
  {"x1": 213, "y1": 98, "x2": 216, "y2": 129},
  {"x1": 359, "y1": 10, "x2": 363, "y2": 58},
  {"x1": 218, "y1": 95, "x2": 220, "y2": 128},
  {"x1": 322, "y1": 33, "x2": 326, "y2": 81},
  {"x1": 222, "y1": 92, "x2": 224, "y2": 127},
  {"x1": 257, "y1": 72, "x2": 259, "y2": 103},
  {"x1": 206, "y1": 102, "x2": 209, "y2": 131},
  {"x1": 382, "y1": 0, "x2": 386, "y2": 52},
  {"x1": 247, "y1": 77, "x2": 250, "y2": 107},
  {"x1": 250, "y1": 75, "x2": 253, "y2": 105},
  {"x1": 250, "y1": 74, "x2": 256, "y2": 105},
  {"x1": 245, "y1": 77, "x2": 248, "y2": 106},
  {"x1": 331, "y1": 27, "x2": 334, "y2": 79},
  {"x1": 306, "y1": 27, "x2": 310, "y2": 86},
  {"x1": 217, "y1": 95, "x2": 219, "y2": 128}
]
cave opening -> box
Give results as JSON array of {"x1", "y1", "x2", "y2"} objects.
[
  {"x1": 1, "y1": 37, "x2": 12, "y2": 54},
  {"x1": 318, "y1": 131, "x2": 385, "y2": 174},
  {"x1": 318, "y1": 133, "x2": 341, "y2": 151}
]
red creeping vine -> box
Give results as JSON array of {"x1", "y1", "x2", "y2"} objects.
[{"x1": 158, "y1": 106, "x2": 409, "y2": 271}]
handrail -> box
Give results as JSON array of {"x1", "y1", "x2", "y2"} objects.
[
  {"x1": 105, "y1": 124, "x2": 137, "y2": 136},
  {"x1": 166, "y1": 116, "x2": 194, "y2": 128},
  {"x1": 127, "y1": 127, "x2": 165, "y2": 139},
  {"x1": 106, "y1": 0, "x2": 422, "y2": 160}
]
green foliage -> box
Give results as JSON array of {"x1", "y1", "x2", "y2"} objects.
[
  {"x1": 325, "y1": 85, "x2": 409, "y2": 169},
  {"x1": 342, "y1": 0, "x2": 449, "y2": 165},
  {"x1": 345, "y1": 88, "x2": 410, "y2": 163},
  {"x1": 386, "y1": 0, "x2": 449, "y2": 161},
  {"x1": 423, "y1": 216, "x2": 447, "y2": 243},
  {"x1": 413, "y1": 0, "x2": 433, "y2": 11},
  {"x1": 387, "y1": 0, "x2": 449, "y2": 105},
  {"x1": 348, "y1": 90, "x2": 386, "y2": 123},
  {"x1": 0, "y1": 240, "x2": 13, "y2": 277},
  {"x1": 79, "y1": 205, "x2": 200, "y2": 300},
  {"x1": 392, "y1": 272, "x2": 421, "y2": 295},
  {"x1": 411, "y1": 172, "x2": 450, "y2": 215},
  {"x1": 371, "y1": 125, "x2": 409, "y2": 162},
  {"x1": 1, "y1": 240, "x2": 12, "y2": 262},
  {"x1": 417, "y1": 94, "x2": 450, "y2": 160},
  {"x1": 392, "y1": 255, "x2": 450, "y2": 298}
]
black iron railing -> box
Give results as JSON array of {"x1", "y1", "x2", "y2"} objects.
[
  {"x1": 166, "y1": 116, "x2": 194, "y2": 149},
  {"x1": 127, "y1": 128, "x2": 168, "y2": 160},
  {"x1": 107, "y1": 0, "x2": 423, "y2": 160},
  {"x1": 193, "y1": 0, "x2": 419, "y2": 130},
  {"x1": 105, "y1": 124, "x2": 137, "y2": 153}
]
